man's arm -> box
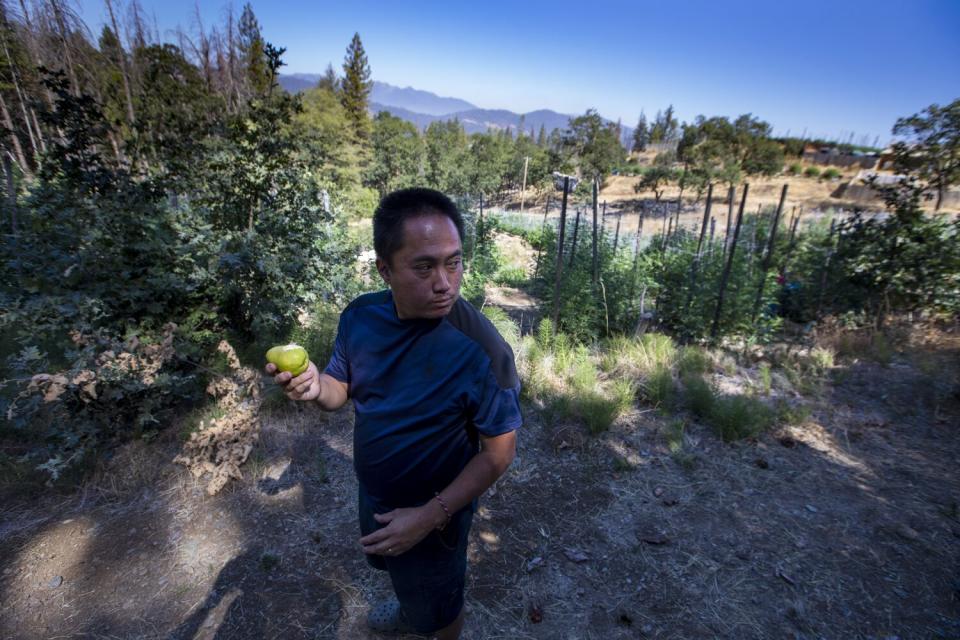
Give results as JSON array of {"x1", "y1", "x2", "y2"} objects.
[
  {"x1": 266, "y1": 361, "x2": 349, "y2": 410},
  {"x1": 359, "y1": 430, "x2": 517, "y2": 556}
]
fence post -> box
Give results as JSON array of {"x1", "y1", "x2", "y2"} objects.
[
  {"x1": 683, "y1": 183, "x2": 715, "y2": 317},
  {"x1": 752, "y1": 184, "x2": 789, "y2": 320},
  {"x1": 533, "y1": 197, "x2": 551, "y2": 280},
  {"x1": 592, "y1": 178, "x2": 599, "y2": 286},
  {"x1": 711, "y1": 183, "x2": 749, "y2": 340},
  {"x1": 708, "y1": 217, "x2": 716, "y2": 256},
  {"x1": 724, "y1": 185, "x2": 734, "y2": 258},
  {"x1": 674, "y1": 183, "x2": 684, "y2": 237},
  {"x1": 631, "y1": 206, "x2": 645, "y2": 297},
  {"x1": 569, "y1": 208, "x2": 581, "y2": 268},
  {"x1": 552, "y1": 177, "x2": 570, "y2": 328},
  {"x1": 814, "y1": 218, "x2": 837, "y2": 319},
  {"x1": 613, "y1": 212, "x2": 621, "y2": 254}
]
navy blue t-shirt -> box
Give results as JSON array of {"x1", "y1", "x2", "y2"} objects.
[{"x1": 324, "y1": 290, "x2": 522, "y2": 512}]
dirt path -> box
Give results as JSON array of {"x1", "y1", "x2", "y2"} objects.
[{"x1": 1, "y1": 323, "x2": 958, "y2": 637}]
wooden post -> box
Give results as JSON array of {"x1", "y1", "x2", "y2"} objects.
[
  {"x1": 569, "y1": 208, "x2": 581, "y2": 268},
  {"x1": 815, "y1": 218, "x2": 837, "y2": 319},
  {"x1": 708, "y1": 217, "x2": 716, "y2": 256},
  {"x1": 695, "y1": 184, "x2": 713, "y2": 259},
  {"x1": 552, "y1": 177, "x2": 570, "y2": 328},
  {"x1": 479, "y1": 192, "x2": 484, "y2": 242},
  {"x1": 533, "y1": 197, "x2": 551, "y2": 280},
  {"x1": 675, "y1": 183, "x2": 684, "y2": 236},
  {"x1": 683, "y1": 183, "x2": 715, "y2": 315},
  {"x1": 724, "y1": 185, "x2": 734, "y2": 258},
  {"x1": 752, "y1": 184, "x2": 788, "y2": 320},
  {"x1": 783, "y1": 205, "x2": 804, "y2": 267},
  {"x1": 631, "y1": 206, "x2": 645, "y2": 295},
  {"x1": 591, "y1": 178, "x2": 599, "y2": 286},
  {"x1": 519, "y1": 156, "x2": 529, "y2": 213},
  {"x1": 711, "y1": 183, "x2": 749, "y2": 339},
  {"x1": 613, "y1": 213, "x2": 621, "y2": 254}
]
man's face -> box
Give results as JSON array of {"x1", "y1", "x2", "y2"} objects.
[{"x1": 376, "y1": 213, "x2": 463, "y2": 319}]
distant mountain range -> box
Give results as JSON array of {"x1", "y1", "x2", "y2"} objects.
[{"x1": 278, "y1": 75, "x2": 633, "y2": 146}]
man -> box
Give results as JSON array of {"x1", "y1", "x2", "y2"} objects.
[{"x1": 267, "y1": 187, "x2": 522, "y2": 639}]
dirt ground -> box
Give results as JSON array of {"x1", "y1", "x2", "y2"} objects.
[{"x1": 1, "y1": 294, "x2": 959, "y2": 638}]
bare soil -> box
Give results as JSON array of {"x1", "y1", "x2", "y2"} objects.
[{"x1": 2, "y1": 304, "x2": 959, "y2": 638}]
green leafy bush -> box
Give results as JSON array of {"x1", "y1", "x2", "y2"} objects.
[
  {"x1": 822, "y1": 167, "x2": 842, "y2": 180},
  {"x1": 804, "y1": 166, "x2": 821, "y2": 178}
]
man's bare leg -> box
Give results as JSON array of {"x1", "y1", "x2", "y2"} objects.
[{"x1": 432, "y1": 608, "x2": 464, "y2": 640}]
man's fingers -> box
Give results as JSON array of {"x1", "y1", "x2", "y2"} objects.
[
  {"x1": 373, "y1": 510, "x2": 395, "y2": 523},
  {"x1": 359, "y1": 527, "x2": 390, "y2": 547}
]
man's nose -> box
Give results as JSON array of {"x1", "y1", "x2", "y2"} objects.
[{"x1": 433, "y1": 268, "x2": 451, "y2": 293}]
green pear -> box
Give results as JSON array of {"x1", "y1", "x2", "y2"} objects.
[{"x1": 266, "y1": 344, "x2": 309, "y2": 376}]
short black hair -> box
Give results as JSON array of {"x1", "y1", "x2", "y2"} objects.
[{"x1": 373, "y1": 188, "x2": 465, "y2": 265}]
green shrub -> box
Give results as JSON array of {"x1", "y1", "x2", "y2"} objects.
[
  {"x1": 788, "y1": 162, "x2": 803, "y2": 175},
  {"x1": 775, "y1": 399, "x2": 811, "y2": 425},
  {"x1": 682, "y1": 373, "x2": 716, "y2": 418},
  {"x1": 804, "y1": 166, "x2": 821, "y2": 178},
  {"x1": 709, "y1": 394, "x2": 775, "y2": 442},
  {"x1": 494, "y1": 266, "x2": 528, "y2": 287},
  {"x1": 822, "y1": 167, "x2": 842, "y2": 180},
  {"x1": 641, "y1": 365, "x2": 675, "y2": 409},
  {"x1": 678, "y1": 346, "x2": 710, "y2": 377},
  {"x1": 757, "y1": 362, "x2": 772, "y2": 395}
]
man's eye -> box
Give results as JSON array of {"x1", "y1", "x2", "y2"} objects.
[
  {"x1": 415, "y1": 264, "x2": 431, "y2": 273},
  {"x1": 447, "y1": 259, "x2": 462, "y2": 270}
]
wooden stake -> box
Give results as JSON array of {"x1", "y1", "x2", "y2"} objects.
[
  {"x1": 711, "y1": 184, "x2": 749, "y2": 339},
  {"x1": 752, "y1": 184, "x2": 789, "y2": 320},
  {"x1": 552, "y1": 177, "x2": 570, "y2": 327}
]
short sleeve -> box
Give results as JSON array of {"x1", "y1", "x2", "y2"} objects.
[
  {"x1": 472, "y1": 366, "x2": 522, "y2": 437},
  {"x1": 323, "y1": 310, "x2": 350, "y2": 384}
]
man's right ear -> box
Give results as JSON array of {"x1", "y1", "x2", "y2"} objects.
[{"x1": 375, "y1": 258, "x2": 391, "y2": 284}]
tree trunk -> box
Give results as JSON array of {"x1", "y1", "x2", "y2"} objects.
[
  {"x1": 0, "y1": 28, "x2": 38, "y2": 162},
  {"x1": 4, "y1": 153, "x2": 17, "y2": 234},
  {"x1": 106, "y1": 0, "x2": 136, "y2": 125},
  {"x1": 49, "y1": 0, "x2": 81, "y2": 96},
  {"x1": 0, "y1": 92, "x2": 31, "y2": 178}
]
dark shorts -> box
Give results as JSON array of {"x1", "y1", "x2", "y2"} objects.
[{"x1": 359, "y1": 491, "x2": 473, "y2": 635}]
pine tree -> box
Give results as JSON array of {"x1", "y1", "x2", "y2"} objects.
[
  {"x1": 632, "y1": 111, "x2": 649, "y2": 152},
  {"x1": 537, "y1": 124, "x2": 547, "y2": 147},
  {"x1": 317, "y1": 63, "x2": 339, "y2": 92},
  {"x1": 340, "y1": 32, "x2": 372, "y2": 142},
  {"x1": 238, "y1": 3, "x2": 269, "y2": 98}
]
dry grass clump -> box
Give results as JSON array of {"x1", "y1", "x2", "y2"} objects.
[{"x1": 521, "y1": 319, "x2": 635, "y2": 434}]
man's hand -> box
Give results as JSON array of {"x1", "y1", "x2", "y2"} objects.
[
  {"x1": 266, "y1": 360, "x2": 322, "y2": 401},
  {"x1": 359, "y1": 503, "x2": 445, "y2": 557}
]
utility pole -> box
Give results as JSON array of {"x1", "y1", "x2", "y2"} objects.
[{"x1": 519, "y1": 156, "x2": 530, "y2": 213}]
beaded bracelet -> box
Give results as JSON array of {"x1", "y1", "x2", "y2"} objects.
[{"x1": 434, "y1": 492, "x2": 452, "y2": 530}]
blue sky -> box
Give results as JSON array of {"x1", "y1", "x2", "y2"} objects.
[{"x1": 78, "y1": 0, "x2": 960, "y2": 144}]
